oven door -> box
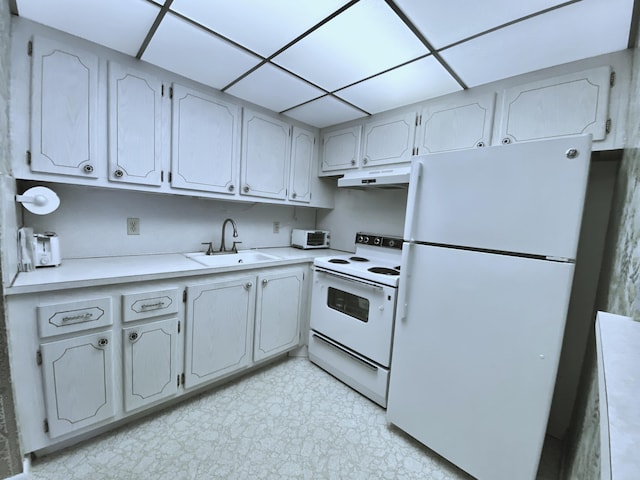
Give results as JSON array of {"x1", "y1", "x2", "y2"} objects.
[{"x1": 309, "y1": 267, "x2": 397, "y2": 367}]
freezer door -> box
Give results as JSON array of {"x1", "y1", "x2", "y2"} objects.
[
  {"x1": 388, "y1": 244, "x2": 574, "y2": 480},
  {"x1": 404, "y1": 135, "x2": 591, "y2": 260}
]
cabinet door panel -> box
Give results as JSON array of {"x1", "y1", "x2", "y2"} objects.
[
  {"x1": 184, "y1": 276, "x2": 255, "y2": 389},
  {"x1": 40, "y1": 331, "x2": 114, "y2": 438},
  {"x1": 254, "y1": 269, "x2": 303, "y2": 362},
  {"x1": 123, "y1": 318, "x2": 178, "y2": 412},
  {"x1": 171, "y1": 84, "x2": 240, "y2": 194},
  {"x1": 30, "y1": 36, "x2": 99, "y2": 178},
  {"x1": 362, "y1": 112, "x2": 416, "y2": 166},
  {"x1": 108, "y1": 62, "x2": 163, "y2": 186},
  {"x1": 499, "y1": 66, "x2": 611, "y2": 143},
  {"x1": 321, "y1": 125, "x2": 361, "y2": 172},
  {"x1": 241, "y1": 110, "x2": 290, "y2": 200},
  {"x1": 289, "y1": 126, "x2": 315, "y2": 203},
  {"x1": 416, "y1": 93, "x2": 495, "y2": 154}
]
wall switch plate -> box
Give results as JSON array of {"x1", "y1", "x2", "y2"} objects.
[
  {"x1": 273, "y1": 221, "x2": 280, "y2": 234},
  {"x1": 127, "y1": 218, "x2": 140, "y2": 235}
]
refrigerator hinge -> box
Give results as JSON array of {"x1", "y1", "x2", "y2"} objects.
[
  {"x1": 36, "y1": 350, "x2": 42, "y2": 365},
  {"x1": 605, "y1": 118, "x2": 612, "y2": 134},
  {"x1": 43, "y1": 419, "x2": 49, "y2": 433},
  {"x1": 610, "y1": 71, "x2": 615, "y2": 87}
]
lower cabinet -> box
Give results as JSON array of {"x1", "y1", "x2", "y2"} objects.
[
  {"x1": 122, "y1": 318, "x2": 179, "y2": 412},
  {"x1": 40, "y1": 331, "x2": 115, "y2": 438},
  {"x1": 7, "y1": 264, "x2": 307, "y2": 454},
  {"x1": 183, "y1": 274, "x2": 256, "y2": 389}
]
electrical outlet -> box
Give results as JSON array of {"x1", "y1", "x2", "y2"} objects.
[
  {"x1": 273, "y1": 221, "x2": 280, "y2": 234},
  {"x1": 127, "y1": 217, "x2": 140, "y2": 235}
]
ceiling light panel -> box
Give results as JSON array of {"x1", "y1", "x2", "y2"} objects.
[
  {"x1": 226, "y1": 64, "x2": 326, "y2": 113},
  {"x1": 170, "y1": 0, "x2": 351, "y2": 57},
  {"x1": 284, "y1": 96, "x2": 367, "y2": 128},
  {"x1": 273, "y1": 0, "x2": 430, "y2": 92},
  {"x1": 394, "y1": 0, "x2": 568, "y2": 49},
  {"x1": 143, "y1": 13, "x2": 261, "y2": 90},
  {"x1": 441, "y1": 0, "x2": 633, "y2": 88},
  {"x1": 16, "y1": 0, "x2": 159, "y2": 56},
  {"x1": 337, "y1": 56, "x2": 462, "y2": 114}
]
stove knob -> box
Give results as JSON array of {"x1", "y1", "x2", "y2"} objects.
[
  {"x1": 374, "y1": 237, "x2": 381, "y2": 245},
  {"x1": 363, "y1": 236, "x2": 369, "y2": 244},
  {"x1": 357, "y1": 235, "x2": 364, "y2": 243},
  {"x1": 388, "y1": 239, "x2": 395, "y2": 247}
]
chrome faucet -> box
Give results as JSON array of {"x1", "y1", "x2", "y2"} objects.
[{"x1": 219, "y1": 218, "x2": 240, "y2": 253}]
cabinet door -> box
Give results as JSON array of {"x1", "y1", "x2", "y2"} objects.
[
  {"x1": 183, "y1": 276, "x2": 255, "y2": 389},
  {"x1": 241, "y1": 110, "x2": 290, "y2": 200},
  {"x1": 40, "y1": 331, "x2": 114, "y2": 438},
  {"x1": 321, "y1": 125, "x2": 361, "y2": 173},
  {"x1": 415, "y1": 93, "x2": 495, "y2": 154},
  {"x1": 362, "y1": 112, "x2": 416, "y2": 166},
  {"x1": 498, "y1": 66, "x2": 612, "y2": 144},
  {"x1": 30, "y1": 36, "x2": 99, "y2": 178},
  {"x1": 171, "y1": 84, "x2": 240, "y2": 194},
  {"x1": 254, "y1": 268, "x2": 303, "y2": 362},
  {"x1": 289, "y1": 126, "x2": 315, "y2": 203},
  {"x1": 108, "y1": 61, "x2": 163, "y2": 186},
  {"x1": 122, "y1": 318, "x2": 178, "y2": 412}
]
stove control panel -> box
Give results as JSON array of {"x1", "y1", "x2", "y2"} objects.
[{"x1": 355, "y1": 233, "x2": 403, "y2": 249}]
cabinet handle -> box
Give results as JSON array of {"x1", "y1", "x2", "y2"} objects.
[
  {"x1": 128, "y1": 331, "x2": 139, "y2": 342},
  {"x1": 228, "y1": 184, "x2": 235, "y2": 192},
  {"x1": 97, "y1": 338, "x2": 109, "y2": 347},
  {"x1": 350, "y1": 159, "x2": 356, "y2": 166},
  {"x1": 82, "y1": 164, "x2": 94, "y2": 174},
  {"x1": 262, "y1": 279, "x2": 268, "y2": 286},
  {"x1": 244, "y1": 282, "x2": 252, "y2": 290},
  {"x1": 114, "y1": 169, "x2": 124, "y2": 178},
  {"x1": 502, "y1": 137, "x2": 511, "y2": 145},
  {"x1": 476, "y1": 141, "x2": 485, "y2": 148},
  {"x1": 62, "y1": 312, "x2": 93, "y2": 322},
  {"x1": 292, "y1": 192, "x2": 297, "y2": 198},
  {"x1": 243, "y1": 184, "x2": 250, "y2": 193},
  {"x1": 140, "y1": 301, "x2": 164, "y2": 310},
  {"x1": 363, "y1": 157, "x2": 368, "y2": 165}
]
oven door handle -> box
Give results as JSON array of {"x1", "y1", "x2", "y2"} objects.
[
  {"x1": 312, "y1": 333, "x2": 379, "y2": 371},
  {"x1": 313, "y1": 267, "x2": 385, "y2": 290}
]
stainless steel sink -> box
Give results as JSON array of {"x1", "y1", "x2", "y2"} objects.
[{"x1": 184, "y1": 250, "x2": 281, "y2": 267}]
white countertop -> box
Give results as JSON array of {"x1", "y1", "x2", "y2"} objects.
[
  {"x1": 7, "y1": 247, "x2": 344, "y2": 295},
  {"x1": 596, "y1": 311, "x2": 640, "y2": 480}
]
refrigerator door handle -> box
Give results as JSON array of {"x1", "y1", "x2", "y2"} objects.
[
  {"x1": 403, "y1": 160, "x2": 422, "y2": 241},
  {"x1": 397, "y1": 243, "x2": 412, "y2": 321}
]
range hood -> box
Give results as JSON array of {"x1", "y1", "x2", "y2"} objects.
[{"x1": 337, "y1": 166, "x2": 411, "y2": 189}]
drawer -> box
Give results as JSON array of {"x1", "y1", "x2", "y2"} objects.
[
  {"x1": 122, "y1": 288, "x2": 179, "y2": 322},
  {"x1": 37, "y1": 297, "x2": 113, "y2": 338}
]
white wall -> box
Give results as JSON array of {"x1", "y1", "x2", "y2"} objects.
[
  {"x1": 316, "y1": 187, "x2": 407, "y2": 251},
  {"x1": 20, "y1": 182, "x2": 317, "y2": 259}
]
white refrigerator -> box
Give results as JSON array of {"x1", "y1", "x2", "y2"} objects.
[{"x1": 386, "y1": 135, "x2": 592, "y2": 480}]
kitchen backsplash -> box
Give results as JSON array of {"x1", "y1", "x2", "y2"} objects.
[{"x1": 20, "y1": 182, "x2": 317, "y2": 259}]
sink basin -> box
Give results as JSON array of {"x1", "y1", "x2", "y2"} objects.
[{"x1": 185, "y1": 250, "x2": 281, "y2": 267}]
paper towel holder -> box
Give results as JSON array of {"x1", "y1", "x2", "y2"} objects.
[{"x1": 15, "y1": 186, "x2": 60, "y2": 215}]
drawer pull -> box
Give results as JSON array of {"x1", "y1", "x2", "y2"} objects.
[
  {"x1": 62, "y1": 312, "x2": 93, "y2": 322},
  {"x1": 140, "y1": 301, "x2": 164, "y2": 310}
]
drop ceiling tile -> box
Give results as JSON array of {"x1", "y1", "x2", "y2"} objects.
[
  {"x1": 337, "y1": 56, "x2": 462, "y2": 114},
  {"x1": 170, "y1": 0, "x2": 351, "y2": 57},
  {"x1": 16, "y1": 0, "x2": 159, "y2": 56},
  {"x1": 394, "y1": 0, "x2": 568, "y2": 49},
  {"x1": 143, "y1": 13, "x2": 261, "y2": 90},
  {"x1": 284, "y1": 96, "x2": 367, "y2": 128},
  {"x1": 441, "y1": 0, "x2": 633, "y2": 88},
  {"x1": 273, "y1": 0, "x2": 429, "y2": 92},
  {"x1": 226, "y1": 64, "x2": 325, "y2": 113}
]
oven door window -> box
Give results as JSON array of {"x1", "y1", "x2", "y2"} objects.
[{"x1": 327, "y1": 287, "x2": 369, "y2": 323}]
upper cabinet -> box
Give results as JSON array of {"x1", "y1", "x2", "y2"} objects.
[
  {"x1": 29, "y1": 36, "x2": 99, "y2": 178},
  {"x1": 108, "y1": 61, "x2": 163, "y2": 187},
  {"x1": 289, "y1": 126, "x2": 316, "y2": 203},
  {"x1": 171, "y1": 84, "x2": 241, "y2": 195},
  {"x1": 497, "y1": 66, "x2": 612, "y2": 145},
  {"x1": 415, "y1": 93, "x2": 495, "y2": 155},
  {"x1": 241, "y1": 109, "x2": 291, "y2": 200},
  {"x1": 361, "y1": 112, "x2": 417, "y2": 166},
  {"x1": 320, "y1": 125, "x2": 362, "y2": 173}
]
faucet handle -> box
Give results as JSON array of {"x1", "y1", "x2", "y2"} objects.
[
  {"x1": 201, "y1": 242, "x2": 215, "y2": 255},
  {"x1": 231, "y1": 241, "x2": 242, "y2": 253}
]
